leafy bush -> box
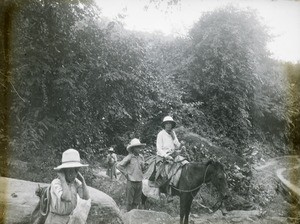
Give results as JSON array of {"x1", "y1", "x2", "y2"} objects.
[{"x1": 0, "y1": 1, "x2": 291, "y2": 210}]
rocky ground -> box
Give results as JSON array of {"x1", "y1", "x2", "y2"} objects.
[
  {"x1": 4, "y1": 155, "x2": 299, "y2": 223},
  {"x1": 92, "y1": 156, "x2": 299, "y2": 224},
  {"x1": 190, "y1": 156, "x2": 299, "y2": 224}
]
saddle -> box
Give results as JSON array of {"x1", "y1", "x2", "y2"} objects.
[{"x1": 144, "y1": 155, "x2": 189, "y2": 189}]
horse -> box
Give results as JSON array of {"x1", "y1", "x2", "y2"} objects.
[{"x1": 142, "y1": 160, "x2": 230, "y2": 224}]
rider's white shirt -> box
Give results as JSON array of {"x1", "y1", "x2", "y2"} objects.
[{"x1": 156, "y1": 129, "x2": 180, "y2": 157}]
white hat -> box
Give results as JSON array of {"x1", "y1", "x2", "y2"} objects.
[
  {"x1": 126, "y1": 138, "x2": 146, "y2": 152},
  {"x1": 54, "y1": 149, "x2": 88, "y2": 170},
  {"x1": 162, "y1": 116, "x2": 176, "y2": 128},
  {"x1": 108, "y1": 147, "x2": 114, "y2": 152}
]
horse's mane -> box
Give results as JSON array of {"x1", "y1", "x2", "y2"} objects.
[
  {"x1": 205, "y1": 159, "x2": 214, "y2": 166},
  {"x1": 205, "y1": 159, "x2": 225, "y2": 171},
  {"x1": 188, "y1": 159, "x2": 225, "y2": 171}
]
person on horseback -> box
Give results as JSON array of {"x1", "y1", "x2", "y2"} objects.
[
  {"x1": 156, "y1": 116, "x2": 187, "y2": 202},
  {"x1": 106, "y1": 147, "x2": 118, "y2": 180},
  {"x1": 156, "y1": 116, "x2": 181, "y2": 160}
]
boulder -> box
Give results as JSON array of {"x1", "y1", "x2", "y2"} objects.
[
  {"x1": 123, "y1": 209, "x2": 175, "y2": 224},
  {"x1": 0, "y1": 177, "x2": 123, "y2": 224}
]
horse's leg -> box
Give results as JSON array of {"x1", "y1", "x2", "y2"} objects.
[
  {"x1": 159, "y1": 192, "x2": 164, "y2": 206},
  {"x1": 180, "y1": 193, "x2": 192, "y2": 224},
  {"x1": 141, "y1": 193, "x2": 147, "y2": 209},
  {"x1": 180, "y1": 193, "x2": 193, "y2": 224},
  {"x1": 179, "y1": 194, "x2": 185, "y2": 224},
  {"x1": 184, "y1": 194, "x2": 193, "y2": 224}
]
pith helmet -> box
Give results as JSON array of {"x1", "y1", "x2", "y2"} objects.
[{"x1": 161, "y1": 116, "x2": 176, "y2": 129}]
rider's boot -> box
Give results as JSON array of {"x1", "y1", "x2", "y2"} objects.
[{"x1": 166, "y1": 195, "x2": 174, "y2": 203}]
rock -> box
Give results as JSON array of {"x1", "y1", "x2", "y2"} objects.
[
  {"x1": 226, "y1": 209, "x2": 260, "y2": 218},
  {"x1": 225, "y1": 194, "x2": 254, "y2": 210},
  {"x1": 190, "y1": 213, "x2": 200, "y2": 218},
  {"x1": 86, "y1": 187, "x2": 123, "y2": 224},
  {"x1": 0, "y1": 177, "x2": 123, "y2": 224},
  {"x1": 123, "y1": 209, "x2": 175, "y2": 224},
  {"x1": 277, "y1": 166, "x2": 300, "y2": 199},
  {"x1": 245, "y1": 217, "x2": 255, "y2": 222},
  {"x1": 231, "y1": 217, "x2": 244, "y2": 223}
]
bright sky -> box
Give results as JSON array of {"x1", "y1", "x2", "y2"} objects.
[{"x1": 95, "y1": 0, "x2": 300, "y2": 62}]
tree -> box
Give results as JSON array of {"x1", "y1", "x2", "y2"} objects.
[
  {"x1": 134, "y1": 34, "x2": 185, "y2": 144},
  {"x1": 0, "y1": 0, "x2": 16, "y2": 178},
  {"x1": 251, "y1": 58, "x2": 288, "y2": 151},
  {"x1": 8, "y1": 0, "x2": 101, "y2": 162},
  {"x1": 285, "y1": 62, "x2": 300, "y2": 153},
  {"x1": 180, "y1": 6, "x2": 271, "y2": 151},
  {"x1": 6, "y1": 0, "x2": 185, "y2": 167}
]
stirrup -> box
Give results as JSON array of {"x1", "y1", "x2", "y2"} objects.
[{"x1": 166, "y1": 195, "x2": 174, "y2": 203}]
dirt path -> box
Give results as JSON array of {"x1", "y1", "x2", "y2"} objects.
[
  {"x1": 191, "y1": 156, "x2": 300, "y2": 224},
  {"x1": 276, "y1": 157, "x2": 300, "y2": 198},
  {"x1": 191, "y1": 210, "x2": 287, "y2": 224},
  {"x1": 254, "y1": 155, "x2": 300, "y2": 170}
]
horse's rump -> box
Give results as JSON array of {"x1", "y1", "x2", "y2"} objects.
[
  {"x1": 142, "y1": 155, "x2": 162, "y2": 198},
  {"x1": 143, "y1": 155, "x2": 157, "y2": 181}
]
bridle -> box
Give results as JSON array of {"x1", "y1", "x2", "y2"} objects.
[{"x1": 171, "y1": 162, "x2": 226, "y2": 213}]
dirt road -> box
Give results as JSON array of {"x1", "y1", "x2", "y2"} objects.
[{"x1": 191, "y1": 156, "x2": 300, "y2": 224}]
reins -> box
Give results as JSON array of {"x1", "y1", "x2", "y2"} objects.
[{"x1": 171, "y1": 162, "x2": 226, "y2": 213}]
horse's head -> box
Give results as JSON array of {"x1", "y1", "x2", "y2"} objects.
[{"x1": 206, "y1": 160, "x2": 230, "y2": 199}]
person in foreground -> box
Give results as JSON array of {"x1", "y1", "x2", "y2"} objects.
[
  {"x1": 44, "y1": 148, "x2": 90, "y2": 224},
  {"x1": 116, "y1": 138, "x2": 145, "y2": 212}
]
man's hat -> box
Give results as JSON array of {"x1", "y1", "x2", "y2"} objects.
[
  {"x1": 126, "y1": 138, "x2": 146, "y2": 152},
  {"x1": 161, "y1": 116, "x2": 176, "y2": 129},
  {"x1": 108, "y1": 147, "x2": 114, "y2": 152},
  {"x1": 54, "y1": 149, "x2": 88, "y2": 170}
]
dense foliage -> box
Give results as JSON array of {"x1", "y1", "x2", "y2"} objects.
[
  {"x1": 285, "y1": 63, "x2": 300, "y2": 153},
  {"x1": 0, "y1": 0, "x2": 296, "y2": 207},
  {"x1": 181, "y1": 8, "x2": 279, "y2": 151}
]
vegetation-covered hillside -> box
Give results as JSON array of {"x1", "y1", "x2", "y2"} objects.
[{"x1": 1, "y1": 0, "x2": 299, "y2": 210}]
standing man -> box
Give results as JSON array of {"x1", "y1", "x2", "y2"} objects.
[
  {"x1": 116, "y1": 138, "x2": 145, "y2": 211},
  {"x1": 106, "y1": 147, "x2": 118, "y2": 180}
]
